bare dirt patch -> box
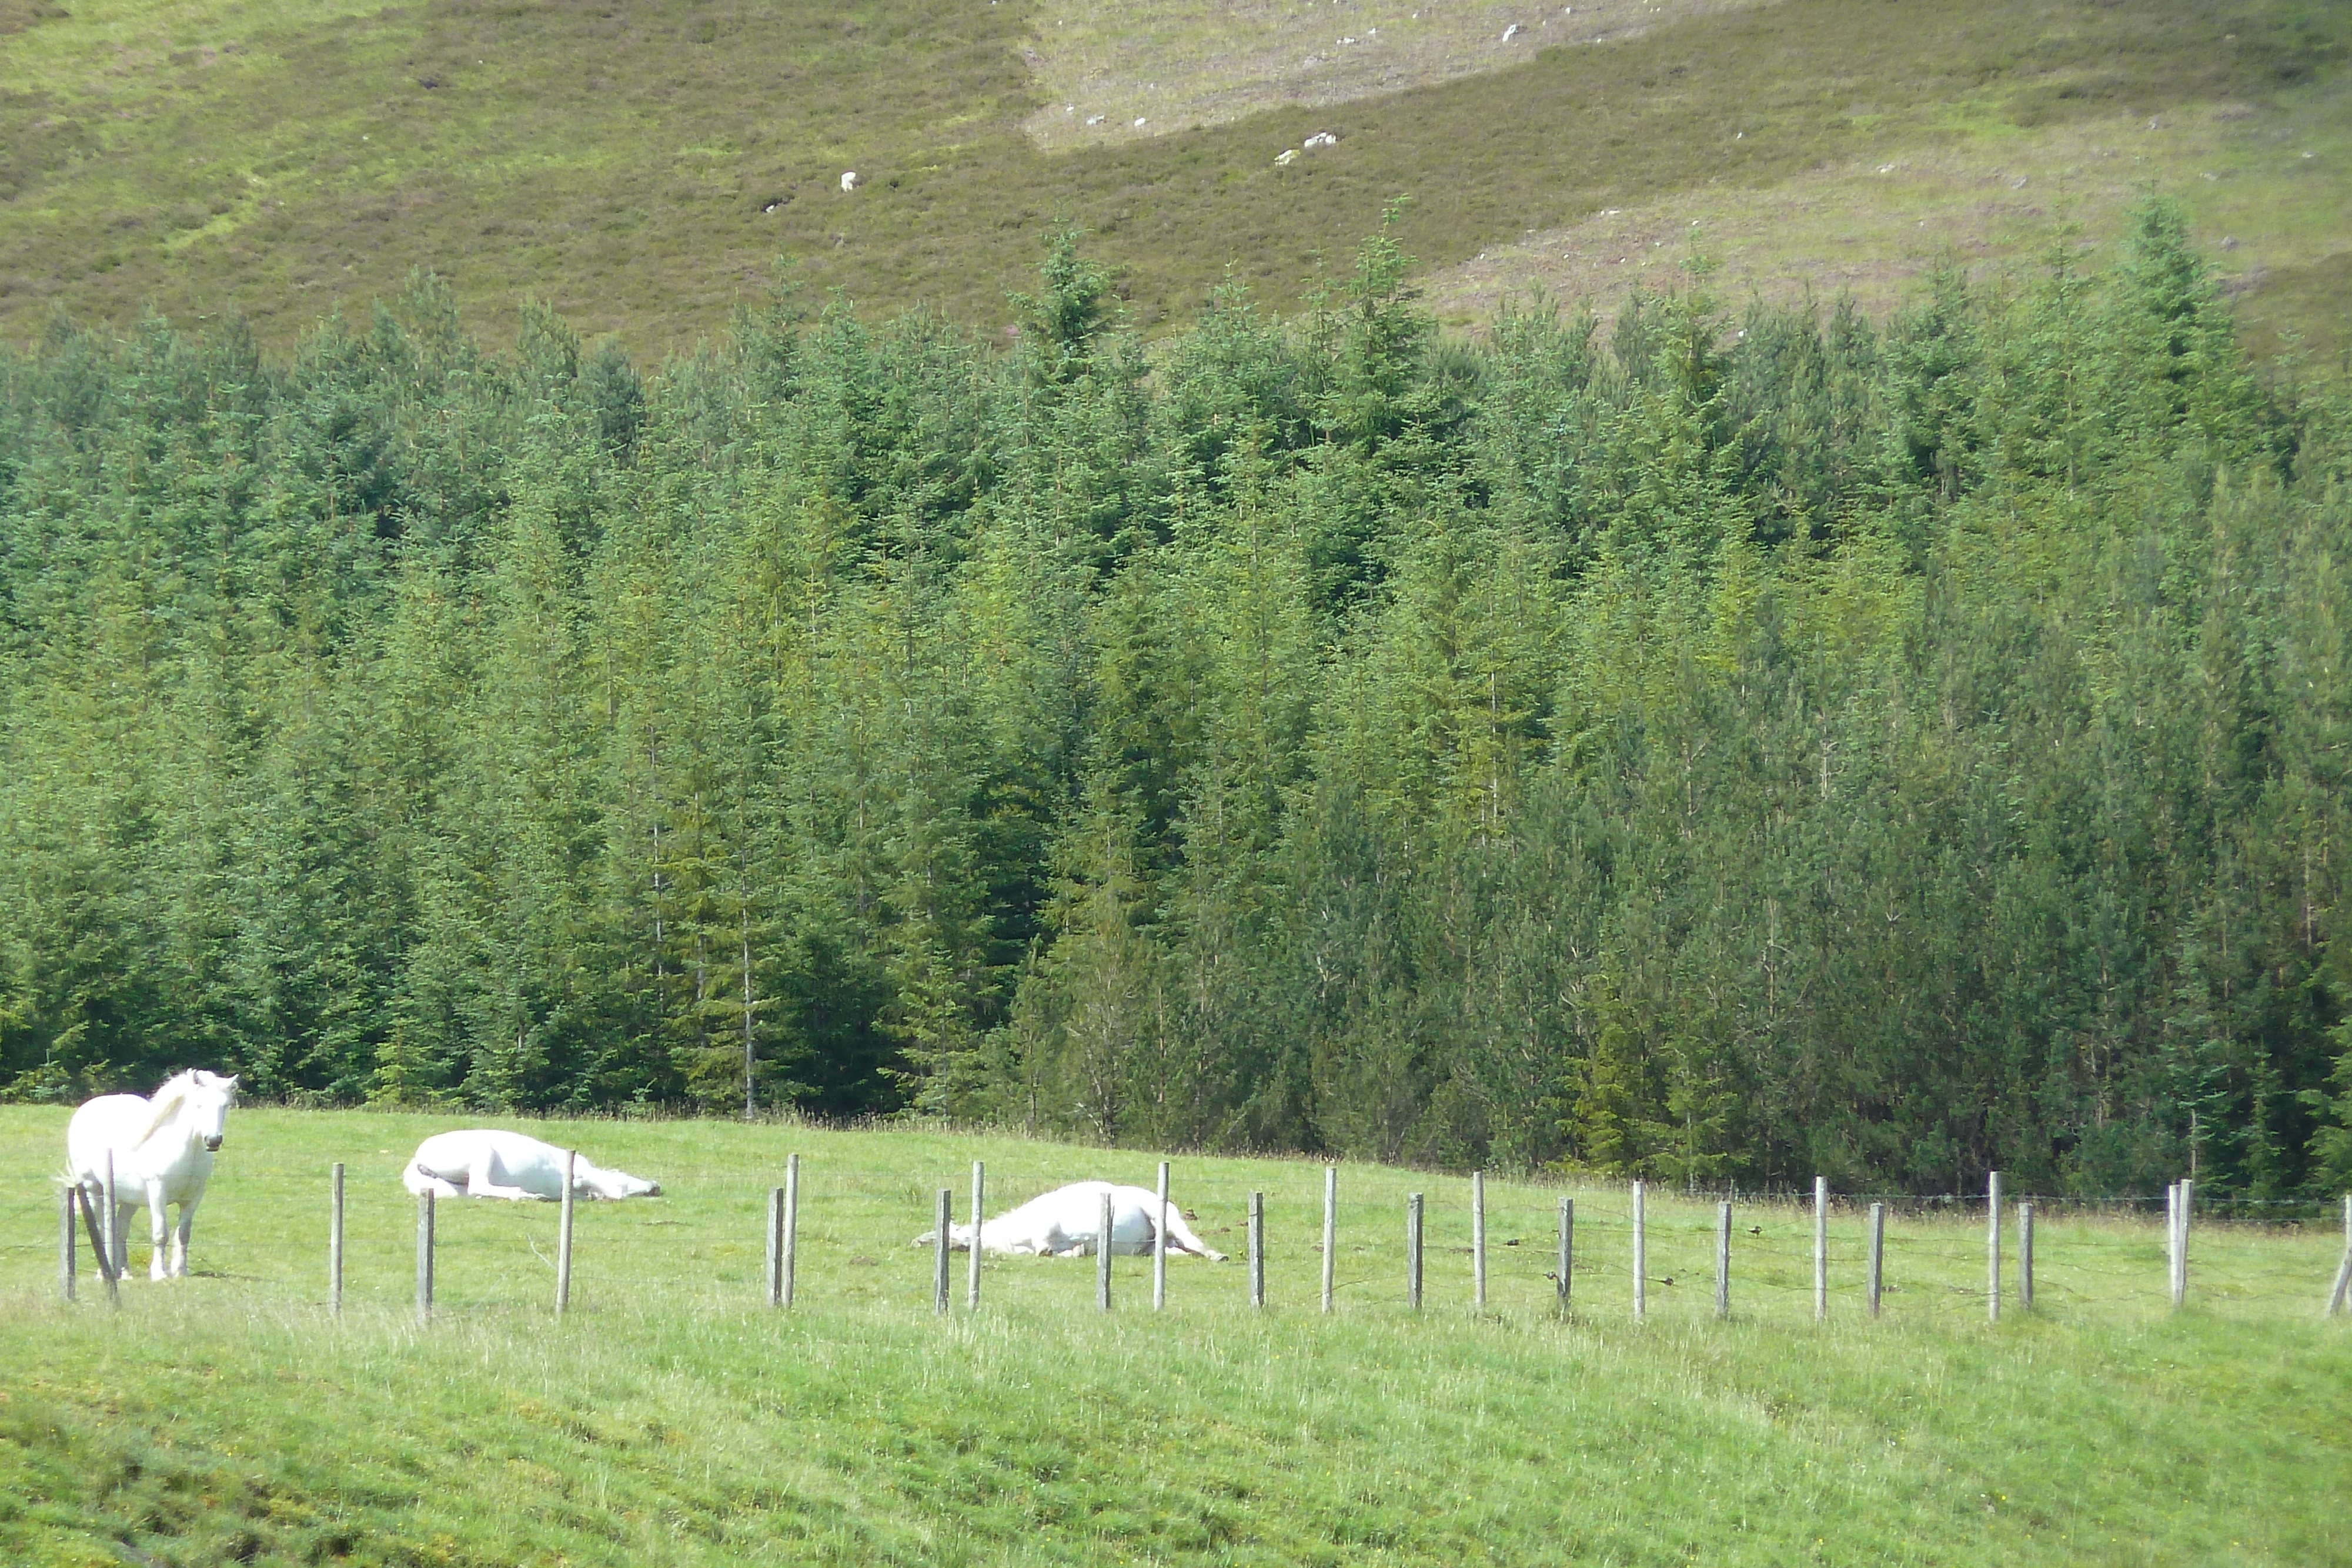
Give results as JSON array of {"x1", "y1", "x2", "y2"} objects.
[{"x1": 1020, "y1": 0, "x2": 1772, "y2": 152}]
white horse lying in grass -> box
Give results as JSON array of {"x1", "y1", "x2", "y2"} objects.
[
  {"x1": 66, "y1": 1069, "x2": 240, "y2": 1281},
  {"x1": 402, "y1": 1129, "x2": 662, "y2": 1201},
  {"x1": 913, "y1": 1181, "x2": 1227, "y2": 1259}
]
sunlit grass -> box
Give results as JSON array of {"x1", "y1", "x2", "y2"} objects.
[{"x1": 3, "y1": 1106, "x2": 2348, "y2": 1565}]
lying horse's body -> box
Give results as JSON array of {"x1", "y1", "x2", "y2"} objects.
[
  {"x1": 914, "y1": 1181, "x2": 1227, "y2": 1260},
  {"x1": 66, "y1": 1069, "x2": 240, "y2": 1281},
  {"x1": 403, "y1": 1129, "x2": 661, "y2": 1201}
]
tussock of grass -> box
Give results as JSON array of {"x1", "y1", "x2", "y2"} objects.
[
  {"x1": 4, "y1": 1108, "x2": 2350, "y2": 1564},
  {"x1": 0, "y1": 0, "x2": 2345, "y2": 359}
]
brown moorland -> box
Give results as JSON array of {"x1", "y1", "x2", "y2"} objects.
[{"x1": 0, "y1": 0, "x2": 2343, "y2": 357}]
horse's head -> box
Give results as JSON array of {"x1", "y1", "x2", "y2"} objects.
[
  {"x1": 911, "y1": 1222, "x2": 977, "y2": 1251},
  {"x1": 580, "y1": 1162, "x2": 660, "y2": 1200},
  {"x1": 175, "y1": 1071, "x2": 239, "y2": 1152},
  {"x1": 135, "y1": 1070, "x2": 230, "y2": 1152}
]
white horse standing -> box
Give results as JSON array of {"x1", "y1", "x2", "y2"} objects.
[{"x1": 66, "y1": 1069, "x2": 240, "y2": 1281}]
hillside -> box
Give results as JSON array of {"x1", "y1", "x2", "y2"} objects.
[
  {"x1": 0, "y1": 0, "x2": 2346, "y2": 357},
  {"x1": 5, "y1": 1109, "x2": 2350, "y2": 1566}
]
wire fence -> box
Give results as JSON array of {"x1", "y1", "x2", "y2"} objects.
[{"x1": 7, "y1": 1129, "x2": 2350, "y2": 1330}]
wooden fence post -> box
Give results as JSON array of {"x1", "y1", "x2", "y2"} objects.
[
  {"x1": 2164, "y1": 1181, "x2": 2176, "y2": 1303},
  {"x1": 1321, "y1": 1166, "x2": 1337, "y2": 1315},
  {"x1": 1249, "y1": 1192, "x2": 1265, "y2": 1309},
  {"x1": 2165, "y1": 1181, "x2": 2179, "y2": 1305},
  {"x1": 416, "y1": 1192, "x2": 435, "y2": 1321},
  {"x1": 782, "y1": 1152, "x2": 800, "y2": 1310},
  {"x1": 934, "y1": 1189, "x2": 952, "y2": 1315},
  {"x1": 1406, "y1": 1193, "x2": 1424, "y2": 1311},
  {"x1": 2017, "y1": 1201, "x2": 2033, "y2": 1312},
  {"x1": 1632, "y1": 1181, "x2": 1646, "y2": 1320},
  {"x1": 330, "y1": 1162, "x2": 345, "y2": 1316},
  {"x1": 59, "y1": 1185, "x2": 75, "y2": 1303},
  {"x1": 968, "y1": 1162, "x2": 985, "y2": 1311},
  {"x1": 1813, "y1": 1176, "x2": 1829, "y2": 1323},
  {"x1": 1715, "y1": 1201, "x2": 1732, "y2": 1320},
  {"x1": 557, "y1": 1150, "x2": 576, "y2": 1318},
  {"x1": 1558, "y1": 1196, "x2": 1573, "y2": 1310},
  {"x1": 1154, "y1": 1161, "x2": 1170, "y2": 1313},
  {"x1": 1866, "y1": 1202, "x2": 1885, "y2": 1319},
  {"x1": 1986, "y1": 1171, "x2": 2002, "y2": 1323},
  {"x1": 2326, "y1": 1194, "x2": 2351, "y2": 1318},
  {"x1": 2164, "y1": 1185, "x2": 2183, "y2": 1307},
  {"x1": 767, "y1": 1186, "x2": 786, "y2": 1308},
  {"x1": 1097, "y1": 1188, "x2": 1114, "y2": 1312},
  {"x1": 1472, "y1": 1171, "x2": 1488, "y2": 1310}
]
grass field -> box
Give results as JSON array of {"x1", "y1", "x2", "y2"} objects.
[
  {"x1": 1, "y1": 0, "x2": 2346, "y2": 360},
  {"x1": 4, "y1": 1107, "x2": 2350, "y2": 1566}
]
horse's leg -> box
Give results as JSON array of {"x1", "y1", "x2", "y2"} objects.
[
  {"x1": 146, "y1": 1181, "x2": 171, "y2": 1281},
  {"x1": 112, "y1": 1196, "x2": 133, "y2": 1278},
  {"x1": 173, "y1": 1193, "x2": 199, "y2": 1277},
  {"x1": 467, "y1": 1179, "x2": 546, "y2": 1201},
  {"x1": 465, "y1": 1152, "x2": 540, "y2": 1202}
]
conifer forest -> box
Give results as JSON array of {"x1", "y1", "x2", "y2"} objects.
[{"x1": 6, "y1": 205, "x2": 2351, "y2": 1202}]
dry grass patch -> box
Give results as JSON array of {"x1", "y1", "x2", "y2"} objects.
[
  {"x1": 1422, "y1": 71, "x2": 2352, "y2": 366},
  {"x1": 1019, "y1": 0, "x2": 1772, "y2": 152}
]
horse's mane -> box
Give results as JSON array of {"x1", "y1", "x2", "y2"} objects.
[
  {"x1": 152, "y1": 1068, "x2": 235, "y2": 1095},
  {"x1": 138, "y1": 1074, "x2": 196, "y2": 1145},
  {"x1": 136, "y1": 1068, "x2": 236, "y2": 1145}
]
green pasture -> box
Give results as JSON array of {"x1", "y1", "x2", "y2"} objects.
[{"x1": 3, "y1": 1108, "x2": 2349, "y2": 1565}]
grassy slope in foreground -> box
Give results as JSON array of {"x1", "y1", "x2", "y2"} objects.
[
  {"x1": 1, "y1": 0, "x2": 2346, "y2": 359},
  {"x1": 4, "y1": 1108, "x2": 2350, "y2": 1566}
]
